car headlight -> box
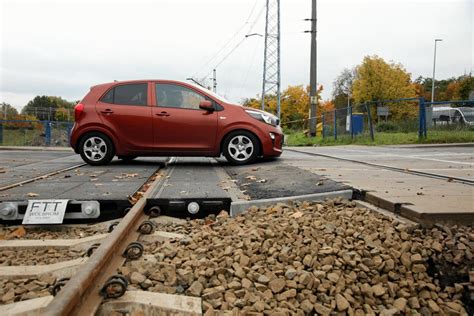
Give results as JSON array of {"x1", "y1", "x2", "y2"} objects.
[{"x1": 245, "y1": 110, "x2": 279, "y2": 126}]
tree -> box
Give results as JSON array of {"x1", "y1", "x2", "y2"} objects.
[
  {"x1": 459, "y1": 75, "x2": 474, "y2": 100},
  {"x1": 243, "y1": 85, "x2": 324, "y2": 130},
  {"x1": 352, "y1": 55, "x2": 417, "y2": 120},
  {"x1": 332, "y1": 68, "x2": 356, "y2": 109},
  {"x1": 21, "y1": 96, "x2": 75, "y2": 121},
  {"x1": 320, "y1": 99, "x2": 335, "y2": 113},
  {"x1": 0, "y1": 102, "x2": 19, "y2": 119},
  {"x1": 55, "y1": 107, "x2": 72, "y2": 122}
]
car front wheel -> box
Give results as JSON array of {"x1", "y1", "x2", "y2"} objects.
[
  {"x1": 223, "y1": 131, "x2": 260, "y2": 165},
  {"x1": 79, "y1": 132, "x2": 115, "y2": 166}
]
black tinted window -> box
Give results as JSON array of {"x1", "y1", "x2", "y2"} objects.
[
  {"x1": 101, "y1": 89, "x2": 114, "y2": 103},
  {"x1": 156, "y1": 84, "x2": 206, "y2": 110},
  {"x1": 103, "y1": 83, "x2": 147, "y2": 106}
]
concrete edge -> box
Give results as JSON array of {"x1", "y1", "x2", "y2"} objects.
[
  {"x1": 230, "y1": 189, "x2": 353, "y2": 217},
  {"x1": 0, "y1": 146, "x2": 73, "y2": 152},
  {"x1": 0, "y1": 295, "x2": 53, "y2": 316},
  {"x1": 97, "y1": 290, "x2": 202, "y2": 316},
  {"x1": 354, "y1": 200, "x2": 419, "y2": 228},
  {"x1": 400, "y1": 204, "x2": 474, "y2": 226},
  {"x1": 0, "y1": 258, "x2": 86, "y2": 280},
  {"x1": 0, "y1": 234, "x2": 107, "y2": 251},
  {"x1": 385, "y1": 142, "x2": 474, "y2": 149},
  {"x1": 364, "y1": 192, "x2": 474, "y2": 226}
]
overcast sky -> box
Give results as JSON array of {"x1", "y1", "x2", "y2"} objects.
[{"x1": 0, "y1": 0, "x2": 472, "y2": 110}]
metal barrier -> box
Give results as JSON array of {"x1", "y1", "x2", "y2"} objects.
[
  {"x1": 281, "y1": 97, "x2": 473, "y2": 143},
  {"x1": 0, "y1": 120, "x2": 73, "y2": 147},
  {"x1": 322, "y1": 105, "x2": 374, "y2": 141}
]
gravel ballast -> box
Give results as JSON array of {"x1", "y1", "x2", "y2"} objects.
[
  {"x1": 0, "y1": 248, "x2": 84, "y2": 266},
  {"x1": 123, "y1": 199, "x2": 472, "y2": 315},
  {"x1": 0, "y1": 274, "x2": 56, "y2": 305},
  {"x1": 0, "y1": 225, "x2": 107, "y2": 240}
]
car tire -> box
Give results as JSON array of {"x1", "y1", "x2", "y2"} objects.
[
  {"x1": 79, "y1": 132, "x2": 115, "y2": 166},
  {"x1": 223, "y1": 131, "x2": 260, "y2": 165},
  {"x1": 118, "y1": 156, "x2": 137, "y2": 162}
]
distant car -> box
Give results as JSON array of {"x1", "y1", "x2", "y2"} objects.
[
  {"x1": 70, "y1": 80, "x2": 283, "y2": 165},
  {"x1": 431, "y1": 106, "x2": 474, "y2": 126}
]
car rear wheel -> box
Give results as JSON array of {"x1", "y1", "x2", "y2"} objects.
[
  {"x1": 223, "y1": 131, "x2": 260, "y2": 165},
  {"x1": 79, "y1": 132, "x2": 115, "y2": 166}
]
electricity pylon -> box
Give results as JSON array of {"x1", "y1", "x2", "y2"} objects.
[{"x1": 261, "y1": 0, "x2": 281, "y2": 119}]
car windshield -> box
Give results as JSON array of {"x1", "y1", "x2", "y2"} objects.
[
  {"x1": 186, "y1": 82, "x2": 232, "y2": 104},
  {"x1": 459, "y1": 107, "x2": 474, "y2": 122}
]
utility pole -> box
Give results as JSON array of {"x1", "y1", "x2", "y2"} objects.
[
  {"x1": 213, "y1": 69, "x2": 217, "y2": 93},
  {"x1": 261, "y1": 0, "x2": 281, "y2": 119},
  {"x1": 431, "y1": 39, "x2": 442, "y2": 103},
  {"x1": 307, "y1": 0, "x2": 318, "y2": 136}
]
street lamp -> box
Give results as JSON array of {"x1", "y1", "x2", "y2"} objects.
[{"x1": 431, "y1": 39, "x2": 442, "y2": 103}]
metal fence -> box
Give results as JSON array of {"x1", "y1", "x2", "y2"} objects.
[
  {"x1": 0, "y1": 120, "x2": 73, "y2": 147},
  {"x1": 281, "y1": 97, "x2": 473, "y2": 143},
  {"x1": 321, "y1": 104, "x2": 374, "y2": 141}
]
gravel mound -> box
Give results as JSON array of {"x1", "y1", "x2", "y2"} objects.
[{"x1": 123, "y1": 199, "x2": 472, "y2": 315}]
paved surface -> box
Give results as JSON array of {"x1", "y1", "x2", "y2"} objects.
[
  {"x1": 0, "y1": 151, "x2": 82, "y2": 187},
  {"x1": 154, "y1": 158, "x2": 229, "y2": 199},
  {"x1": 0, "y1": 151, "x2": 164, "y2": 201},
  {"x1": 220, "y1": 158, "x2": 349, "y2": 199},
  {"x1": 284, "y1": 145, "x2": 474, "y2": 223}
]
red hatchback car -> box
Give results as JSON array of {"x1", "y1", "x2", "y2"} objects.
[{"x1": 70, "y1": 80, "x2": 283, "y2": 165}]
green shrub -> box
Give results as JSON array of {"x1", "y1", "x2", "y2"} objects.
[{"x1": 375, "y1": 122, "x2": 398, "y2": 132}]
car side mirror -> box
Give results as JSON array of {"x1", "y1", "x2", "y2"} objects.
[{"x1": 199, "y1": 100, "x2": 214, "y2": 111}]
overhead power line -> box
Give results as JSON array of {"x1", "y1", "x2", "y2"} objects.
[{"x1": 191, "y1": 1, "x2": 265, "y2": 79}]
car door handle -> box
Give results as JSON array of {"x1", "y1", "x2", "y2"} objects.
[
  {"x1": 100, "y1": 109, "x2": 114, "y2": 114},
  {"x1": 156, "y1": 112, "x2": 170, "y2": 117}
]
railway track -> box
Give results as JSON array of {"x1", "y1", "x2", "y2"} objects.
[
  {"x1": 0, "y1": 166, "x2": 180, "y2": 315},
  {"x1": 287, "y1": 148, "x2": 474, "y2": 186},
  {"x1": 0, "y1": 156, "x2": 472, "y2": 314}
]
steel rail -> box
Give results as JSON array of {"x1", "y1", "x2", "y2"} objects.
[
  {"x1": 288, "y1": 149, "x2": 474, "y2": 186},
  {"x1": 0, "y1": 163, "x2": 87, "y2": 192},
  {"x1": 44, "y1": 165, "x2": 166, "y2": 316}
]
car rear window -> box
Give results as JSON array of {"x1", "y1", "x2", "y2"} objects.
[{"x1": 100, "y1": 83, "x2": 148, "y2": 106}]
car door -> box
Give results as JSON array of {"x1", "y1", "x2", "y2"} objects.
[
  {"x1": 95, "y1": 82, "x2": 153, "y2": 151},
  {"x1": 152, "y1": 83, "x2": 217, "y2": 152}
]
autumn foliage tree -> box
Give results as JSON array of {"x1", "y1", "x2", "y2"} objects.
[
  {"x1": 243, "y1": 84, "x2": 324, "y2": 130},
  {"x1": 352, "y1": 55, "x2": 417, "y2": 120}
]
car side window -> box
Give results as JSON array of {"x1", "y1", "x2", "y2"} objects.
[
  {"x1": 156, "y1": 84, "x2": 206, "y2": 110},
  {"x1": 100, "y1": 83, "x2": 148, "y2": 106}
]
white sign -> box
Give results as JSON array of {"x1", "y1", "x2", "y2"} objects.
[
  {"x1": 310, "y1": 96, "x2": 318, "y2": 104},
  {"x1": 22, "y1": 200, "x2": 68, "y2": 224},
  {"x1": 346, "y1": 115, "x2": 351, "y2": 132}
]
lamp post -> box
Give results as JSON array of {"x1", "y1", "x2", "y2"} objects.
[{"x1": 431, "y1": 39, "x2": 442, "y2": 103}]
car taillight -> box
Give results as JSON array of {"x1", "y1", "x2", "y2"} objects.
[{"x1": 74, "y1": 103, "x2": 84, "y2": 121}]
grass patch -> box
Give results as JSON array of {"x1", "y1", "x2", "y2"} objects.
[{"x1": 285, "y1": 130, "x2": 474, "y2": 146}]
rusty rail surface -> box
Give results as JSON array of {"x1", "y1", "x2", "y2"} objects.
[{"x1": 44, "y1": 167, "x2": 165, "y2": 316}]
